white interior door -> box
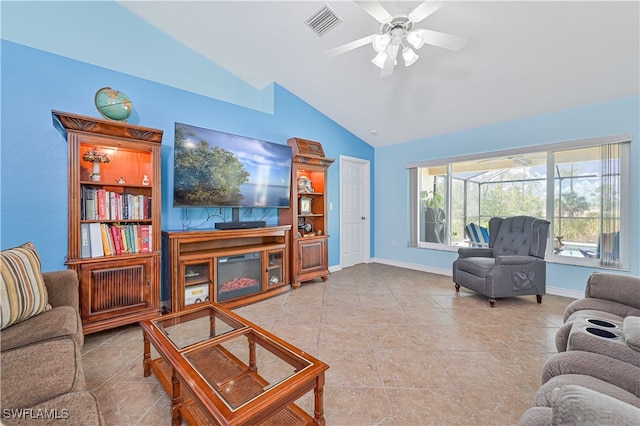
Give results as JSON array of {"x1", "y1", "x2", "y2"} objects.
[{"x1": 340, "y1": 156, "x2": 370, "y2": 268}]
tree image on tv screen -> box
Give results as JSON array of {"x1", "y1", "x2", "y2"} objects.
[{"x1": 174, "y1": 125, "x2": 250, "y2": 205}]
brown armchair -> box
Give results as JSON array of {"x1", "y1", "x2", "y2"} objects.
[{"x1": 452, "y1": 216, "x2": 550, "y2": 307}]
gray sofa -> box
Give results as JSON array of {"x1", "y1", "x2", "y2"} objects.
[
  {"x1": 520, "y1": 350, "x2": 640, "y2": 425},
  {"x1": 453, "y1": 216, "x2": 550, "y2": 307},
  {"x1": 555, "y1": 272, "x2": 640, "y2": 352},
  {"x1": 1, "y1": 270, "x2": 103, "y2": 425},
  {"x1": 519, "y1": 275, "x2": 640, "y2": 426},
  {"x1": 519, "y1": 384, "x2": 640, "y2": 426}
]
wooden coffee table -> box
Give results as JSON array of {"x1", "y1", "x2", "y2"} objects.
[{"x1": 140, "y1": 303, "x2": 328, "y2": 425}]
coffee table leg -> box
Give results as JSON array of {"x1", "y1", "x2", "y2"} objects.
[
  {"x1": 143, "y1": 332, "x2": 151, "y2": 377},
  {"x1": 171, "y1": 369, "x2": 182, "y2": 426},
  {"x1": 313, "y1": 372, "x2": 325, "y2": 426}
]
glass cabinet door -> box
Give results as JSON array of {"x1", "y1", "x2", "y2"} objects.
[
  {"x1": 266, "y1": 250, "x2": 284, "y2": 287},
  {"x1": 182, "y1": 261, "x2": 211, "y2": 307}
]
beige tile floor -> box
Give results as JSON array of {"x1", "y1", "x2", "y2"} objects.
[{"x1": 82, "y1": 263, "x2": 573, "y2": 425}]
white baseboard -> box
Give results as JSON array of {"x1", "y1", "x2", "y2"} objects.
[
  {"x1": 545, "y1": 287, "x2": 582, "y2": 299},
  {"x1": 366, "y1": 258, "x2": 582, "y2": 300},
  {"x1": 370, "y1": 257, "x2": 452, "y2": 276}
]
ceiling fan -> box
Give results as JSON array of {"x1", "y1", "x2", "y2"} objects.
[{"x1": 326, "y1": 1, "x2": 467, "y2": 77}]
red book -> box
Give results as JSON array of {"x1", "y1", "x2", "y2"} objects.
[
  {"x1": 140, "y1": 225, "x2": 150, "y2": 253},
  {"x1": 97, "y1": 189, "x2": 107, "y2": 220},
  {"x1": 110, "y1": 225, "x2": 122, "y2": 255},
  {"x1": 143, "y1": 195, "x2": 149, "y2": 219}
]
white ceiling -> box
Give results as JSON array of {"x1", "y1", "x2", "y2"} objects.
[{"x1": 119, "y1": 1, "x2": 640, "y2": 147}]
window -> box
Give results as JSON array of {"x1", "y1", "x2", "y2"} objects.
[{"x1": 408, "y1": 135, "x2": 630, "y2": 269}]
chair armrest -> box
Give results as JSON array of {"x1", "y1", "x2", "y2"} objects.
[
  {"x1": 542, "y1": 351, "x2": 640, "y2": 398},
  {"x1": 585, "y1": 273, "x2": 640, "y2": 310},
  {"x1": 457, "y1": 247, "x2": 493, "y2": 259},
  {"x1": 551, "y1": 385, "x2": 640, "y2": 426},
  {"x1": 43, "y1": 270, "x2": 80, "y2": 310},
  {"x1": 495, "y1": 255, "x2": 541, "y2": 266}
]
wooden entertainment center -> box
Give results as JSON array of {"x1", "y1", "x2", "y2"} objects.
[{"x1": 162, "y1": 226, "x2": 291, "y2": 312}]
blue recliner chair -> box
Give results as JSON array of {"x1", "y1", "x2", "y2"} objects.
[{"x1": 453, "y1": 216, "x2": 550, "y2": 307}]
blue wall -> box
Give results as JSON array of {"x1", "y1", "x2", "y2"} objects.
[
  {"x1": 2, "y1": 7, "x2": 638, "y2": 294},
  {"x1": 375, "y1": 96, "x2": 640, "y2": 291},
  {"x1": 0, "y1": 40, "x2": 375, "y2": 271}
]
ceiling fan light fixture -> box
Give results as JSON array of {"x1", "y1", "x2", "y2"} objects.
[
  {"x1": 371, "y1": 52, "x2": 388, "y2": 68},
  {"x1": 372, "y1": 33, "x2": 391, "y2": 53},
  {"x1": 402, "y1": 47, "x2": 419, "y2": 66},
  {"x1": 406, "y1": 29, "x2": 427, "y2": 49}
]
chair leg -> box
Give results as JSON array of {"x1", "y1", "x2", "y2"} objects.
[
  {"x1": 489, "y1": 298, "x2": 496, "y2": 307},
  {"x1": 455, "y1": 284, "x2": 460, "y2": 292},
  {"x1": 536, "y1": 294, "x2": 542, "y2": 304}
]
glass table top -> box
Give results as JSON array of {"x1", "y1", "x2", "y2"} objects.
[
  {"x1": 183, "y1": 328, "x2": 311, "y2": 410},
  {"x1": 149, "y1": 304, "x2": 316, "y2": 411},
  {"x1": 152, "y1": 305, "x2": 246, "y2": 350}
]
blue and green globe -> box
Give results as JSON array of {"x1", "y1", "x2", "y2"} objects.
[{"x1": 94, "y1": 87, "x2": 133, "y2": 121}]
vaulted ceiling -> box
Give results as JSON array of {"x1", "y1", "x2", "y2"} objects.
[{"x1": 117, "y1": 1, "x2": 639, "y2": 147}]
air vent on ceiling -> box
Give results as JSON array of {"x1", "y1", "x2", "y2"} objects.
[{"x1": 305, "y1": 4, "x2": 342, "y2": 37}]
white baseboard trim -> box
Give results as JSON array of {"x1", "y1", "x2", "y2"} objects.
[
  {"x1": 545, "y1": 287, "x2": 582, "y2": 300},
  {"x1": 367, "y1": 257, "x2": 582, "y2": 300},
  {"x1": 329, "y1": 265, "x2": 343, "y2": 273},
  {"x1": 371, "y1": 257, "x2": 452, "y2": 276}
]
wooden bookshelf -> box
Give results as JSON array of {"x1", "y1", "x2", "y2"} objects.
[
  {"x1": 53, "y1": 110, "x2": 163, "y2": 334},
  {"x1": 279, "y1": 138, "x2": 334, "y2": 288}
]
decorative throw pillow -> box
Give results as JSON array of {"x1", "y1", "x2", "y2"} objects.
[{"x1": 1, "y1": 242, "x2": 51, "y2": 329}]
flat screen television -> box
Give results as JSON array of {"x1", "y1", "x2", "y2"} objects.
[{"x1": 173, "y1": 123, "x2": 292, "y2": 209}]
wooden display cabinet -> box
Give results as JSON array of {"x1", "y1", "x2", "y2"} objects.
[
  {"x1": 279, "y1": 138, "x2": 334, "y2": 288},
  {"x1": 162, "y1": 226, "x2": 291, "y2": 312},
  {"x1": 53, "y1": 111, "x2": 163, "y2": 334}
]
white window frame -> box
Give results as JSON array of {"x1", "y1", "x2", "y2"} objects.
[{"x1": 407, "y1": 134, "x2": 631, "y2": 270}]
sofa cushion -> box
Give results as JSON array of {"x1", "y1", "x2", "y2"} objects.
[
  {"x1": 455, "y1": 257, "x2": 495, "y2": 277},
  {"x1": 2, "y1": 392, "x2": 104, "y2": 425},
  {"x1": 0, "y1": 306, "x2": 83, "y2": 352},
  {"x1": 1, "y1": 242, "x2": 51, "y2": 329},
  {"x1": 518, "y1": 407, "x2": 553, "y2": 426},
  {"x1": 551, "y1": 385, "x2": 640, "y2": 425},
  {"x1": 1, "y1": 339, "x2": 85, "y2": 409},
  {"x1": 624, "y1": 316, "x2": 640, "y2": 352},
  {"x1": 535, "y1": 374, "x2": 640, "y2": 408}
]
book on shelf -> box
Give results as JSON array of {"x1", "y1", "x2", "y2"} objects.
[
  {"x1": 81, "y1": 222, "x2": 153, "y2": 257},
  {"x1": 110, "y1": 192, "x2": 117, "y2": 221},
  {"x1": 97, "y1": 189, "x2": 108, "y2": 220},
  {"x1": 80, "y1": 223, "x2": 91, "y2": 258},
  {"x1": 110, "y1": 225, "x2": 122, "y2": 255},
  {"x1": 140, "y1": 225, "x2": 150, "y2": 253},
  {"x1": 84, "y1": 187, "x2": 97, "y2": 220},
  {"x1": 100, "y1": 223, "x2": 113, "y2": 256},
  {"x1": 81, "y1": 188, "x2": 152, "y2": 221},
  {"x1": 88, "y1": 223, "x2": 104, "y2": 258}
]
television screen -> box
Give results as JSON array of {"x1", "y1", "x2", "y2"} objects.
[{"x1": 173, "y1": 123, "x2": 292, "y2": 208}]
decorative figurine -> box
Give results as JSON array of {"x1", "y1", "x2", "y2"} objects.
[{"x1": 142, "y1": 175, "x2": 150, "y2": 185}]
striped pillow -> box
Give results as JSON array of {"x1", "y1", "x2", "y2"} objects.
[{"x1": 1, "y1": 242, "x2": 51, "y2": 329}]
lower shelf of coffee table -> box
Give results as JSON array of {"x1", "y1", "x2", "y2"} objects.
[{"x1": 150, "y1": 357, "x2": 311, "y2": 425}]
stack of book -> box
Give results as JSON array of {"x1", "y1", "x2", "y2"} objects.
[
  {"x1": 80, "y1": 223, "x2": 152, "y2": 258},
  {"x1": 82, "y1": 187, "x2": 152, "y2": 221}
]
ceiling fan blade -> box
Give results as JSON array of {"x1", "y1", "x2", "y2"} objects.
[
  {"x1": 354, "y1": 1, "x2": 392, "y2": 24},
  {"x1": 380, "y1": 45, "x2": 398, "y2": 77},
  {"x1": 420, "y1": 29, "x2": 468, "y2": 51},
  {"x1": 408, "y1": 1, "x2": 443, "y2": 23},
  {"x1": 325, "y1": 35, "x2": 375, "y2": 57}
]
